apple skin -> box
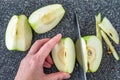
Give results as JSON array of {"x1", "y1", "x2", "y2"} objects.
[
  {"x1": 99, "y1": 17, "x2": 119, "y2": 44},
  {"x1": 52, "y1": 38, "x2": 76, "y2": 73},
  {"x1": 5, "y1": 15, "x2": 32, "y2": 51},
  {"x1": 29, "y1": 4, "x2": 65, "y2": 34}
]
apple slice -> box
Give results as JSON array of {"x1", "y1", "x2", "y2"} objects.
[
  {"x1": 76, "y1": 38, "x2": 88, "y2": 72},
  {"x1": 101, "y1": 30, "x2": 119, "y2": 60},
  {"x1": 5, "y1": 15, "x2": 32, "y2": 51},
  {"x1": 95, "y1": 13, "x2": 102, "y2": 41},
  {"x1": 29, "y1": 4, "x2": 65, "y2": 34},
  {"x1": 99, "y1": 17, "x2": 119, "y2": 44},
  {"x1": 52, "y1": 38, "x2": 75, "y2": 73}
]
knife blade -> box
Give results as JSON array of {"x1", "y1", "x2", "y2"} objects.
[{"x1": 74, "y1": 12, "x2": 87, "y2": 80}]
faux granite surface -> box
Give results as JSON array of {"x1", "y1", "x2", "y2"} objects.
[{"x1": 0, "y1": 0, "x2": 120, "y2": 80}]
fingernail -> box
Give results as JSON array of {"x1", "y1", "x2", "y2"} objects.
[{"x1": 57, "y1": 34, "x2": 62, "y2": 38}]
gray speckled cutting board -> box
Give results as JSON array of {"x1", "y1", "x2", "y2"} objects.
[{"x1": 0, "y1": 0, "x2": 120, "y2": 80}]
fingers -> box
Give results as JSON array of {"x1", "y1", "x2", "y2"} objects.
[
  {"x1": 43, "y1": 55, "x2": 53, "y2": 68},
  {"x1": 36, "y1": 34, "x2": 62, "y2": 63},
  {"x1": 43, "y1": 61, "x2": 52, "y2": 68},
  {"x1": 47, "y1": 72, "x2": 70, "y2": 80},
  {"x1": 46, "y1": 55, "x2": 53, "y2": 64},
  {"x1": 27, "y1": 38, "x2": 50, "y2": 56}
]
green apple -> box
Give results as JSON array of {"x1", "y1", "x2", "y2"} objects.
[
  {"x1": 5, "y1": 15, "x2": 32, "y2": 51},
  {"x1": 52, "y1": 38, "x2": 76, "y2": 73},
  {"x1": 99, "y1": 17, "x2": 119, "y2": 44},
  {"x1": 101, "y1": 30, "x2": 119, "y2": 60},
  {"x1": 29, "y1": 4, "x2": 65, "y2": 34},
  {"x1": 84, "y1": 36, "x2": 103, "y2": 72},
  {"x1": 76, "y1": 38, "x2": 88, "y2": 72},
  {"x1": 76, "y1": 36, "x2": 103, "y2": 73},
  {"x1": 95, "y1": 13, "x2": 102, "y2": 41}
]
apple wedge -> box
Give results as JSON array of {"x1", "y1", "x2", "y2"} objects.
[
  {"x1": 99, "y1": 17, "x2": 119, "y2": 44},
  {"x1": 84, "y1": 36, "x2": 102, "y2": 72},
  {"x1": 5, "y1": 15, "x2": 32, "y2": 51},
  {"x1": 76, "y1": 38, "x2": 88, "y2": 72},
  {"x1": 52, "y1": 38, "x2": 75, "y2": 73},
  {"x1": 95, "y1": 13, "x2": 102, "y2": 41},
  {"x1": 29, "y1": 4, "x2": 65, "y2": 34},
  {"x1": 76, "y1": 36, "x2": 103, "y2": 73},
  {"x1": 101, "y1": 30, "x2": 119, "y2": 60}
]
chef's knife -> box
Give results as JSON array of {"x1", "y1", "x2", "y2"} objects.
[{"x1": 74, "y1": 13, "x2": 87, "y2": 80}]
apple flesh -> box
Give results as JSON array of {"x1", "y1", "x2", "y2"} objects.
[
  {"x1": 99, "y1": 17, "x2": 119, "y2": 44},
  {"x1": 5, "y1": 15, "x2": 32, "y2": 51},
  {"x1": 95, "y1": 13, "x2": 102, "y2": 41},
  {"x1": 76, "y1": 36, "x2": 103, "y2": 73},
  {"x1": 52, "y1": 38, "x2": 76, "y2": 73},
  {"x1": 29, "y1": 4, "x2": 65, "y2": 34},
  {"x1": 76, "y1": 38, "x2": 88, "y2": 72},
  {"x1": 101, "y1": 30, "x2": 119, "y2": 60},
  {"x1": 84, "y1": 36, "x2": 103, "y2": 72}
]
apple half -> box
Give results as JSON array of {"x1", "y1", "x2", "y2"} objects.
[
  {"x1": 52, "y1": 38, "x2": 76, "y2": 73},
  {"x1": 101, "y1": 30, "x2": 119, "y2": 60},
  {"x1": 76, "y1": 36, "x2": 103, "y2": 72},
  {"x1": 29, "y1": 4, "x2": 65, "y2": 34},
  {"x1": 5, "y1": 15, "x2": 32, "y2": 51},
  {"x1": 99, "y1": 17, "x2": 119, "y2": 44}
]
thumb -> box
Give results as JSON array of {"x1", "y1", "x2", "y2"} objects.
[{"x1": 46, "y1": 72, "x2": 70, "y2": 80}]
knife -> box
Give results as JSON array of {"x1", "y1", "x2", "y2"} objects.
[{"x1": 74, "y1": 12, "x2": 87, "y2": 80}]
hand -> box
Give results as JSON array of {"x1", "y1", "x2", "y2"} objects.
[{"x1": 15, "y1": 34, "x2": 70, "y2": 80}]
